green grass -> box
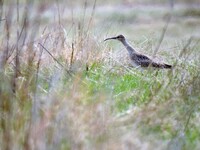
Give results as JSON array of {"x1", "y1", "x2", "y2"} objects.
[{"x1": 1, "y1": 0, "x2": 200, "y2": 150}]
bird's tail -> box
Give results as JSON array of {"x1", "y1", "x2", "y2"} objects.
[
  {"x1": 162, "y1": 63, "x2": 172, "y2": 69},
  {"x1": 151, "y1": 62, "x2": 172, "y2": 69}
]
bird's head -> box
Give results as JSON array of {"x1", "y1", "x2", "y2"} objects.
[{"x1": 104, "y1": 34, "x2": 125, "y2": 42}]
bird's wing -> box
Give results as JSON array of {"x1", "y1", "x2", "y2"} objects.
[
  {"x1": 130, "y1": 53, "x2": 172, "y2": 68},
  {"x1": 131, "y1": 53, "x2": 153, "y2": 67}
]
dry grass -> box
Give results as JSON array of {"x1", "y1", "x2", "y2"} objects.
[{"x1": 0, "y1": 0, "x2": 200, "y2": 150}]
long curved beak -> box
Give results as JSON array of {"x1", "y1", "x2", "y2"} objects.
[{"x1": 104, "y1": 36, "x2": 118, "y2": 41}]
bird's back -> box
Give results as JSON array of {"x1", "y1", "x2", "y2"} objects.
[{"x1": 130, "y1": 53, "x2": 172, "y2": 69}]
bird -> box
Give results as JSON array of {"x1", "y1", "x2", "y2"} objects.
[{"x1": 104, "y1": 34, "x2": 172, "y2": 69}]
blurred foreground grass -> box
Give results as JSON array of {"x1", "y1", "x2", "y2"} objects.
[{"x1": 0, "y1": 0, "x2": 200, "y2": 150}]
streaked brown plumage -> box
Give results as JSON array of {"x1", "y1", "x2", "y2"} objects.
[{"x1": 104, "y1": 35, "x2": 172, "y2": 69}]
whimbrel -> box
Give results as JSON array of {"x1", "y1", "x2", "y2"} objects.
[{"x1": 104, "y1": 35, "x2": 172, "y2": 69}]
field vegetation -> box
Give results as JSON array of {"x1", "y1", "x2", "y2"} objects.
[{"x1": 0, "y1": 0, "x2": 200, "y2": 149}]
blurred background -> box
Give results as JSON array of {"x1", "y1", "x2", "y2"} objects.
[{"x1": 0, "y1": 0, "x2": 200, "y2": 150}]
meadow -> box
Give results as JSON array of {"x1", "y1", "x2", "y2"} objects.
[{"x1": 0, "y1": 0, "x2": 200, "y2": 149}]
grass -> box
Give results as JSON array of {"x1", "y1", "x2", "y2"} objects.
[{"x1": 1, "y1": 0, "x2": 200, "y2": 150}]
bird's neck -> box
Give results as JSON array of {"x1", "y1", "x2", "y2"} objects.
[{"x1": 121, "y1": 39, "x2": 136, "y2": 54}]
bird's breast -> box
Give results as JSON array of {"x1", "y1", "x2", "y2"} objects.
[{"x1": 130, "y1": 59, "x2": 140, "y2": 67}]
